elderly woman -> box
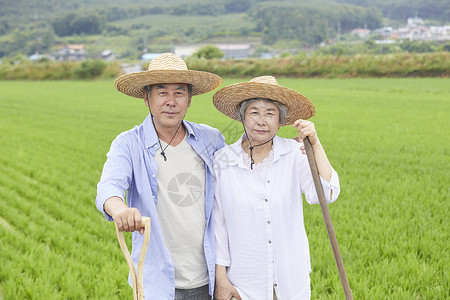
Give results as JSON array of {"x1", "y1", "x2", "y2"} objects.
[{"x1": 212, "y1": 76, "x2": 340, "y2": 300}]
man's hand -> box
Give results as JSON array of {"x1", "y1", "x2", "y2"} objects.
[
  {"x1": 112, "y1": 207, "x2": 144, "y2": 234},
  {"x1": 104, "y1": 196, "x2": 144, "y2": 234}
]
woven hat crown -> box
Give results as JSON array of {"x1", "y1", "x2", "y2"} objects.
[
  {"x1": 147, "y1": 53, "x2": 188, "y2": 71},
  {"x1": 114, "y1": 52, "x2": 222, "y2": 98},
  {"x1": 249, "y1": 76, "x2": 279, "y2": 85},
  {"x1": 213, "y1": 75, "x2": 315, "y2": 124}
]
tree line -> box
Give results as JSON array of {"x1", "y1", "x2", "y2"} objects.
[
  {"x1": 1, "y1": 52, "x2": 448, "y2": 80},
  {"x1": 51, "y1": 2, "x2": 383, "y2": 42},
  {"x1": 0, "y1": 0, "x2": 448, "y2": 59}
]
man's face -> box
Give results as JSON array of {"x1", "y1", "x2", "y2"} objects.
[{"x1": 145, "y1": 83, "x2": 191, "y2": 130}]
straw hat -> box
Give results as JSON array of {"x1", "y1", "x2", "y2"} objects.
[
  {"x1": 213, "y1": 76, "x2": 315, "y2": 125},
  {"x1": 114, "y1": 53, "x2": 222, "y2": 99}
]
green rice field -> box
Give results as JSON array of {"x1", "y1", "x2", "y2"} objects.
[{"x1": 0, "y1": 78, "x2": 448, "y2": 299}]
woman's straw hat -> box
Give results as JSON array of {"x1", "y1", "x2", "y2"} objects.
[
  {"x1": 213, "y1": 76, "x2": 315, "y2": 125},
  {"x1": 114, "y1": 53, "x2": 222, "y2": 99}
]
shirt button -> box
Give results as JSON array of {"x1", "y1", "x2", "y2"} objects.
[
  {"x1": 267, "y1": 180, "x2": 270, "y2": 183},
  {"x1": 265, "y1": 199, "x2": 268, "y2": 202},
  {"x1": 152, "y1": 174, "x2": 155, "y2": 177},
  {"x1": 267, "y1": 221, "x2": 271, "y2": 224},
  {"x1": 274, "y1": 283, "x2": 278, "y2": 287},
  {"x1": 268, "y1": 240, "x2": 272, "y2": 244}
]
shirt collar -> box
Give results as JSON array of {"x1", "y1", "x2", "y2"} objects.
[
  {"x1": 142, "y1": 114, "x2": 197, "y2": 149},
  {"x1": 142, "y1": 114, "x2": 158, "y2": 149},
  {"x1": 183, "y1": 120, "x2": 198, "y2": 141},
  {"x1": 225, "y1": 134, "x2": 293, "y2": 168}
]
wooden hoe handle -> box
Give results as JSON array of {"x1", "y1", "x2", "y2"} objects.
[
  {"x1": 115, "y1": 217, "x2": 151, "y2": 300},
  {"x1": 303, "y1": 137, "x2": 353, "y2": 300}
]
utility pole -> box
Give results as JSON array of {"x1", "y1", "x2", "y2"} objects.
[
  {"x1": 337, "y1": 21, "x2": 341, "y2": 43},
  {"x1": 34, "y1": 12, "x2": 39, "y2": 56}
]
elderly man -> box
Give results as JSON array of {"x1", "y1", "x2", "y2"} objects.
[{"x1": 95, "y1": 53, "x2": 224, "y2": 299}]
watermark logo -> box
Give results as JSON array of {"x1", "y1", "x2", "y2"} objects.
[{"x1": 167, "y1": 173, "x2": 203, "y2": 207}]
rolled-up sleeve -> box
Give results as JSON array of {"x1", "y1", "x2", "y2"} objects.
[
  {"x1": 319, "y1": 168, "x2": 340, "y2": 203},
  {"x1": 95, "y1": 137, "x2": 133, "y2": 220},
  {"x1": 299, "y1": 156, "x2": 340, "y2": 205}
]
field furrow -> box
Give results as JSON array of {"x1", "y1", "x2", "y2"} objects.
[{"x1": 0, "y1": 79, "x2": 448, "y2": 299}]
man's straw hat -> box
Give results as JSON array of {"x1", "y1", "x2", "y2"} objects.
[
  {"x1": 213, "y1": 76, "x2": 315, "y2": 125},
  {"x1": 114, "y1": 53, "x2": 222, "y2": 98}
]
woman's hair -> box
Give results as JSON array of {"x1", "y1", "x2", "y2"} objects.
[{"x1": 237, "y1": 98, "x2": 288, "y2": 124}]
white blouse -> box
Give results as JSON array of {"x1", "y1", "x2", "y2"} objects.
[{"x1": 213, "y1": 135, "x2": 340, "y2": 300}]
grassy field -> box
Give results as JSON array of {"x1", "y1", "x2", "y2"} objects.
[{"x1": 0, "y1": 78, "x2": 448, "y2": 299}]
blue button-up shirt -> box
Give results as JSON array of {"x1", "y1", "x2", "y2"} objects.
[{"x1": 96, "y1": 114, "x2": 225, "y2": 299}]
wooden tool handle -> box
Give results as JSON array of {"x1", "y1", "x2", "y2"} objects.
[
  {"x1": 115, "y1": 217, "x2": 151, "y2": 300},
  {"x1": 303, "y1": 137, "x2": 353, "y2": 300}
]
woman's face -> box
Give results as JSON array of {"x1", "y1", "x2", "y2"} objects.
[{"x1": 243, "y1": 100, "x2": 280, "y2": 144}]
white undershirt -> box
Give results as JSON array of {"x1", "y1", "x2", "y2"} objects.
[{"x1": 155, "y1": 132, "x2": 208, "y2": 289}]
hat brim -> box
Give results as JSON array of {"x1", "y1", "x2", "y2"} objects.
[
  {"x1": 213, "y1": 82, "x2": 315, "y2": 125},
  {"x1": 115, "y1": 70, "x2": 223, "y2": 99}
]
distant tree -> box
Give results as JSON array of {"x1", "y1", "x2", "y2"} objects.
[
  {"x1": 37, "y1": 28, "x2": 55, "y2": 53},
  {"x1": 105, "y1": 24, "x2": 129, "y2": 36},
  {"x1": 400, "y1": 40, "x2": 434, "y2": 53},
  {"x1": 141, "y1": 6, "x2": 165, "y2": 15},
  {"x1": 192, "y1": 45, "x2": 224, "y2": 59},
  {"x1": 363, "y1": 7, "x2": 383, "y2": 29},
  {"x1": 52, "y1": 12, "x2": 103, "y2": 37},
  {"x1": 224, "y1": 0, "x2": 251, "y2": 13},
  {"x1": 0, "y1": 20, "x2": 10, "y2": 35},
  {"x1": 98, "y1": 7, "x2": 129, "y2": 21},
  {"x1": 11, "y1": 28, "x2": 29, "y2": 54},
  {"x1": 0, "y1": 40, "x2": 11, "y2": 57},
  {"x1": 337, "y1": 0, "x2": 449, "y2": 22},
  {"x1": 439, "y1": 41, "x2": 450, "y2": 52},
  {"x1": 73, "y1": 60, "x2": 107, "y2": 79},
  {"x1": 70, "y1": 14, "x2": 102, "y2": 35},
  {"x1": 52, "y1": 13, "x2": 76, "y2": 37},
  {"x1": 252, "y1": 3, "x2": 381, "y2": 45},
  {"x1": 171, "y1": 2, "x2": 226, "y2": 16}
]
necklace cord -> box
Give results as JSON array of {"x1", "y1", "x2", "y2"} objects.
[
  {"x1": 148, "y1": 106, "x2": 185, "y2": 161},
  {"x1": 239, "y1": 113, "x2": 278, "y2": 170}
]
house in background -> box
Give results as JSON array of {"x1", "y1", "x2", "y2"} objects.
[
  {"x1": 174, "y1": 45, "x2": 199, "y2": 58},
  {"x1": 101, "y1": 49, "x2": 116, "y2": 61},
  {"x1": 175, "y1": 43, "x2": 254, "y2": 60},
  {"x1": 351, "y1": 28, "x2": 371, "y2": 39},
  {"x1": 216, "y1": 44, "x2": 253, "y2": 60},
  {"x1": 55, "y1": 44, "x2": 86, "y2": 61}
]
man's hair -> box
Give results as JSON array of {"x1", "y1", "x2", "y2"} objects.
[
  {"x1": 145, "y1": 84, "x2": 193, "y2": 99},
  {"x1": 237, "y1": 98, "x2": 288, "y2": 125}
]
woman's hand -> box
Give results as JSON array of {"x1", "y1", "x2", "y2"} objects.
[
  {"x1": 214, "y1": 279, "x2": 241, "y2": 300},
  {"x1": 293, "y1": 119, "x2": 319, "y2": 144},
  {"x1": 293, "y1": 119, "x2": 333, "y2": 182},
  {"x1": 293, "y1": 119, "x2": 320, "y2": 154},
  {"x1": 215, "y1": 265, "x2": 242, "y2": 300}
]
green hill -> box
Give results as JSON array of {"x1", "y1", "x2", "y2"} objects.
[{"x1": 0, "y1": 0, "x2": 448, "y2": 59}]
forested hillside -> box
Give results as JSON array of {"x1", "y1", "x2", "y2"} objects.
[{"x1": 0, "y1": 0, "x2": 448, "y2": 59}]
